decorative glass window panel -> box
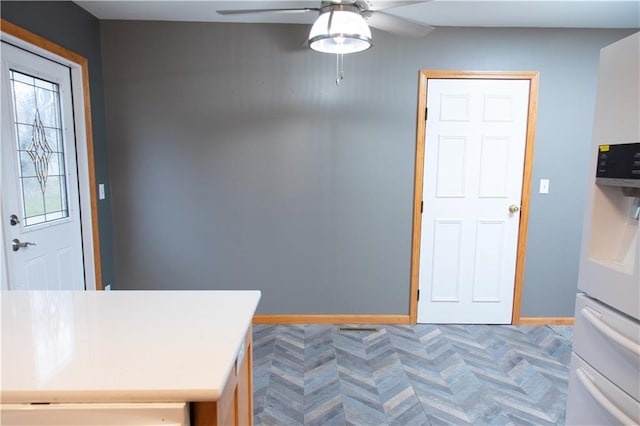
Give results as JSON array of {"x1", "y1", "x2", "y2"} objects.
[{"x1": 10, "y1": 70, "x2": 69, "y2": 227}]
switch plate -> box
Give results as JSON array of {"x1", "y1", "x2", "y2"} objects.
[
  {"x1": 98, "y1": 184, "x2": 105, "y2": 200},
  {"x1": 539, "y1": 179, "x2": 550, "y2": 194}
]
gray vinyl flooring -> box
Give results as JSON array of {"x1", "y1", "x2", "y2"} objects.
[{"x1": 252, "y1": 324, "x2": 573, "y2": 426}]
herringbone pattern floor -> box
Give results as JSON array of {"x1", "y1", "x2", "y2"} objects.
[{"x1": 253, "y1": 324, "x2": 573, "y2": 426}]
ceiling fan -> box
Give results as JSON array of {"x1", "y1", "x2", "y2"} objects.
[
  {"x1": 217, "y1": 1, "x2": 433, "y2": 84},
  {"x1": 217, "y1": 1, "x2": 434, "y2": 50}
]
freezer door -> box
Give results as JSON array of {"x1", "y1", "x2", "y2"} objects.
[
  {"x1": 573, "y1": 294, "x2": 640, "y2": 401},
  {"x1": 566, "y1": 353, "x2": 639, "y2": 425}
]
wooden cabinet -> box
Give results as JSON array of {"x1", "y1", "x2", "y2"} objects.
[
  {"x1": 1, "y1": 291, "x2": 261, "y2": 426},
  {"x1": 193, "y1": 326, "x2": 253, "y2": 426},
  {"x1": 1, "y1": 327, "x2": 254, "y2": 426}
]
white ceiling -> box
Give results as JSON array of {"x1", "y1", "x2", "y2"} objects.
[{"x1": 76, "y1": 1, "x2": 640, "y2": 29}]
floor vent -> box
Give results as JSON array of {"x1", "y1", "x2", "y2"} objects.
[{"x1": 338, "y1": 327, "x2": 380, "y2": 333}]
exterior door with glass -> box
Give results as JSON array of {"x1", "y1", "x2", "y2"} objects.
[{"x1": 1, "y1": 42, "x2": 84, "y2": 290}]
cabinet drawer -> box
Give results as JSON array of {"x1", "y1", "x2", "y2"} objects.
[{"x1": 0, "y1": 402, "x2": 189, "y2": 426}]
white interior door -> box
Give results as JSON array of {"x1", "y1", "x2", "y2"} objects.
[
  {"x1": 1, "y1": 42, "x2": 84, "y2": 290},
  {"x1": 417, "y1": 78, "x2": 530, "y2": 324}
]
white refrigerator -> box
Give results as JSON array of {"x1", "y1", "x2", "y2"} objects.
[{"x1": 565, "y1": 33, "x2": 640, "y2": 425}]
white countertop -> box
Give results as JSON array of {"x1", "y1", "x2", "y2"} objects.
[{"x1": 0, "y1": 290, "x2": 261, "y2": 404}]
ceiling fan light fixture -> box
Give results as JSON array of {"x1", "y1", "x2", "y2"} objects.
[{"x1": 308, "y1": 6, "x2": 372, "y2": 54}]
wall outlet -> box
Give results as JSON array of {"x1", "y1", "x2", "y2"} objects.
[
  {"x1": 539, "y1": 179, "x2": 550, "y2": 194},
  {"x1": 104, "y1": 284, "x2": 111, "y2": 291}
]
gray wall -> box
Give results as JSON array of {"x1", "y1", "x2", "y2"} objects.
[
  {"x1": 100, "y1": 20, "x2": 634, "y2": 316},
  {"x1": 1, "y1": 1, "x2": 116, "y2": 290}
]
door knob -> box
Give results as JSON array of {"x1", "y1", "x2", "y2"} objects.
[
  {"x1": 12, "y1": 239, "x2": 37, "y2": 252},
  {"x1": 509, "y1": 205, "x2": 520, "y2": 213}
]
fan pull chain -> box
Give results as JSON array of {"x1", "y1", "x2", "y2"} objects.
[{"x1": 336, "y1": 53, "x2": 344, "y2": 86}]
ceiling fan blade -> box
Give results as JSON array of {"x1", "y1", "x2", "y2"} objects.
[
  {"x1": 365, "y1": 11, "x2": 434, "y2": 37},
  {"x1": 217, "y1": 8, "x2": 319, "y2": 16},
  {"x1": 364, "y1": 1, "x2": 431, "y2": 12}
]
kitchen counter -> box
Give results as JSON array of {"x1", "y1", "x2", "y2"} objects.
[{"x1": 1, "y1": 290, "x2": 261, "y2": 425}]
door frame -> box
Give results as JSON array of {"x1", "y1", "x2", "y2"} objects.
[
  {"x1": 409, "y1": 70, "x2": 539, "y2": 325},
  {"x1": 0, "y1": 19, "x2": 102, "y2": 290}
]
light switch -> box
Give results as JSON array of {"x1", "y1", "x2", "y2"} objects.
[
  {"x1": 98, "y1": 184, "x2": 106, "y2": 200},
  {"x1": 539, "y1": 179, "x2": 550, "y2": 194}
]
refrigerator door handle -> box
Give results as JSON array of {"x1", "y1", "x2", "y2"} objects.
[
  {"x1": 575, "y1": 368, "x2": 636, "y2": 425},
  {"x1": 581, "y1": 306, "x2": 640, "y2": 358}
]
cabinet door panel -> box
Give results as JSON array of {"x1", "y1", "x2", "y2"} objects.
[{"x1": 193, "y1": 326, "x2": 253, "y2": 426}]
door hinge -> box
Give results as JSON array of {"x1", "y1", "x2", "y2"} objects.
[
  {"x1": 420, "y1": 201, "x2": 423, "y2": 213},
  {"x1": 425, "y1": 107, "x2": 428, "y2": 120},
  {"x1": 417, "y1": 289, "x2": 420, "y2": 301}
]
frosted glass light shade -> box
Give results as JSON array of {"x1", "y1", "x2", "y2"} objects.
[{"x1": 308, "y1": 9, "x2": 372, "y2": 54}]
